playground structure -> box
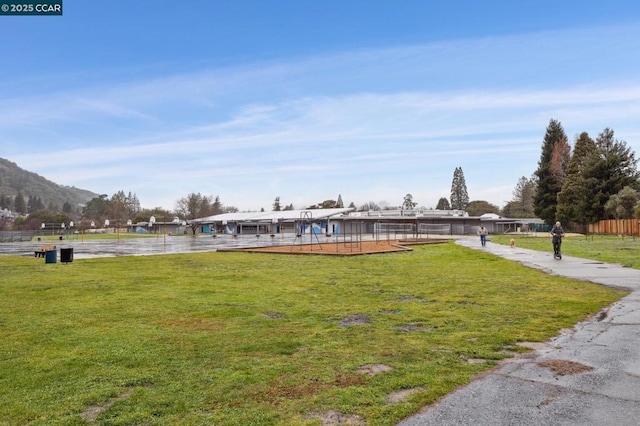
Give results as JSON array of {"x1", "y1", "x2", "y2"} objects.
[{"x1": 249, "y1": 215, "x2": 450, "y2": 255}]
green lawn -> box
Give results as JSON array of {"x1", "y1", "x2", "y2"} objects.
[
  {"x1": 0, "y1": 242, "x2": 625, "y2": 425},
  {"x1": 491, "y1": 234, "x2": 640, "y2": 268}
]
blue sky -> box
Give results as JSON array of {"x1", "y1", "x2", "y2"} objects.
[{"x1": 2, "y1": 1, "x2": 640, "y2": 212}]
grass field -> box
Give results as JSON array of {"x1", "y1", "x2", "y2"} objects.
[
  {"x1": 0, "y1": 242, "x2": 626, "y2": 425},
  {"x1": 490, "y1": 234, "x2": 640, "y2": 268}
]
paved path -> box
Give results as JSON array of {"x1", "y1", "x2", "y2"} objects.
[{"x1": 399, "y1": 238, "x2": 640, "y2": 426}]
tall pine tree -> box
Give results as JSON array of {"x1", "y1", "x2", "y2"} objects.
[
  {"x1": 14, "y1": 192, "x2": 26, "y2": 214},
  {"x1": 533, "y1": 119, "x2": 570, "y2": 225},
  {"x1": 450, "y1": 167, "x2": 469, "y2": 210},
  {"x1": 556, "y1": 132, "x2": 597, "y2": 225}
]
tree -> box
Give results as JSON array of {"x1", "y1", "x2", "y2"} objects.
[
  {"x1": 62, "y1": 201, "x2": 73, "y2": 214},
  {"x1": 126, "y1": 192, "x2": 141, "y2": 216},
  {"x1": 212, "y1": 196, "x2": 223, "y2": 215},
  {"x1": 348, "y1": 202, "x2": 356, "y2": 210},
  {"x1": 436, "y1": 197, "x2": 451, "y2": 210},
  {"x1": 556, "y1": 132, "x2": 598, "y2": 225},
  {"x1": 83, "y1": 194, "x2": 110, "y2": 221},
  {"x1": 132, "y1": 207, "x2": 173, "y2": 225},
  {"x1": 308, "y1": 200, "x2": 337, "y2": 209},
  {"x1": 533, "y1": 119, "x2": 570, "y2": 224},
  {"x1": 272, "y1": 197, "x2": 281, "y2": 211},
  {"x1": 284, "y1": 203, "x2": 294, "y2": 211},
  {"x1": 336, "y1": 194, "x2": 344, "y2": 208},
  {"x1": 586, "y1": 128, "x2": 640, "y2": 220},
  {"x1": 503, "y1": 176, "x2": 536, "y2": 217},
  {"x1": 27, "y1": 196, "x2": 38, "y2": 213},
  {"x1": 450, "y1": 167, "x2": 469, "y2": 210},
  {"x1": 358, "y1": 201, "x2": 380, "y2": 211},
  {"x1": 14, "y1": 192, "x2": 27, "y2": 214},
  {"x1": 175, "y1": 193, "x2": 216, "y2": 235},
  {"x1": 605, "y1": 186, "x2": 640, "y2": 219},
  {"x1": 466, "y1": 200, "x2": 500, "y2": 216},
  {"x1": 15, "y1": 209, "x2": 70, "y2": 231},
  {"x1": 175, "y1": 193, "x2": 214, "y2": 221},
  {"x1": 402, "y1": 194, "x2": 417, "y2": 210}
]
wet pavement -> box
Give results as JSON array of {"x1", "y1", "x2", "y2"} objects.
[
  {"x1": 0, "y1": 233, "x2": 318, "y2": 259},
  {"x1": 399, "y1": 237, "x2": 640, "y2": 426}
]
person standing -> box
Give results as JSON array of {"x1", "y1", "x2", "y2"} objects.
[
  {"x1": 550, "y1": 221, "x2": 565, "y2": 259},
  {"x1": 477, "y1": 225, "x2": 488, "y2": 247}
]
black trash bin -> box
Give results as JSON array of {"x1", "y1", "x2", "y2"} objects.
[
  {"x1": 45, "y1": 249, "x2": 57, "y2": 264},
  {"x1": 60, "y1": 247, "x2": 74, "y2": 263}
]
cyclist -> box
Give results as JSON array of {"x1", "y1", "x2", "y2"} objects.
[{"x1": 550, "y1": 221, "x2": 565, "y2": 259}]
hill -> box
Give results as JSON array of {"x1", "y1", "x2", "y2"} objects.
[{"x1": 0, "y1": 158, "x2": 98, "y2": 211}]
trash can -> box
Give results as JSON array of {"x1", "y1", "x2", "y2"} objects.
[
  {"x1": 45, "y1": 249, "x2": 57, "y2": 264},
  {"x1": 60, "y1": 248, "x2": 73, "y2": 263}
]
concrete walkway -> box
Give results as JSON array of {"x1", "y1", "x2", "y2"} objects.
[{"x1": 399, "y1": 238, "x2": 640, "y2": 426}]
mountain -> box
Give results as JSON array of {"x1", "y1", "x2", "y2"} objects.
[{"x1": 0, "y1": 158, "x2": 98, "y2": 211}]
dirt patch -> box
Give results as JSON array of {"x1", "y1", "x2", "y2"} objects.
[
  {"x1": 538, "y1": 359, "x2": 595, "y2": 376},
  {"x1": 307, "y1": 410, "x2": 366, "y2": 425},
  {"x1": 356, "y1": 364, "x2": 394, "y2": 376},
  {"x1": 386, "y1": 387, "x2": 425, "y2": 404},
  {"x1": 263, "y1": 311, "x2": 285, "y2": 319},
  {"x1": 466, "y1": 358, "x2": 488, "y2": 364},
  {"x1": 82, "y1": 390, "x2": 133, "y2": 421},
  {"x1": 339, "y1": 314, "x2": 371, "y2": 328}
]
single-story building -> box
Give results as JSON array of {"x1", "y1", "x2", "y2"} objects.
[{"x1": 190, "y1": 208, "x2": 545, "y2": 238}]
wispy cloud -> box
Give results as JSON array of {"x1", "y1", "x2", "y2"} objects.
[{"x1": 4, "y1": 22, "x2": 640, "y2": 210}]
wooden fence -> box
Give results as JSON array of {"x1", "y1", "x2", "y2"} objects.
[{"x1": 587, "y1": 219, "x2": 640, "y2": 235}]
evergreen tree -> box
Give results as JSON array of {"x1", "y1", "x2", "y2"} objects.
[
  {"x1": 35, "y1": 197, "x2": 44, "y2": 211},
  {"x1": 212, "y1": 196, "x2": 223, "y2": 215},
  {"x1": 336, "y1": 194, "x2": 344, "y2": 208},
  {"x1": 450, "y1": 167, "x2": 469, "y2": 210},
  {"x1": 436, "y1": 197, "x2": 451, "y2": 210},
  {"x1": 272, "y1": 197, "x2": 281, "y2": 211},
  {"x1": 27, "y1": 195, "x2": 37, "y2": 213},
  {"x1": 62, "y1": 201, "x2": 73, "y2": 214},
  {"x1": 556, "y1": 132, "x2": 598, "y2": 225},
  {"x1": 14, "y1": 192, "x2": 26, "y2": 214},
  {"x1": 586, "y1": 128, "x2": 640, "y2": 220},
  {"x1": 533, "y1": 119, "x2": 569, "y2": 224},
  {"x1": 126, "y1": 191, "x2": 141, "y2": 216}
]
